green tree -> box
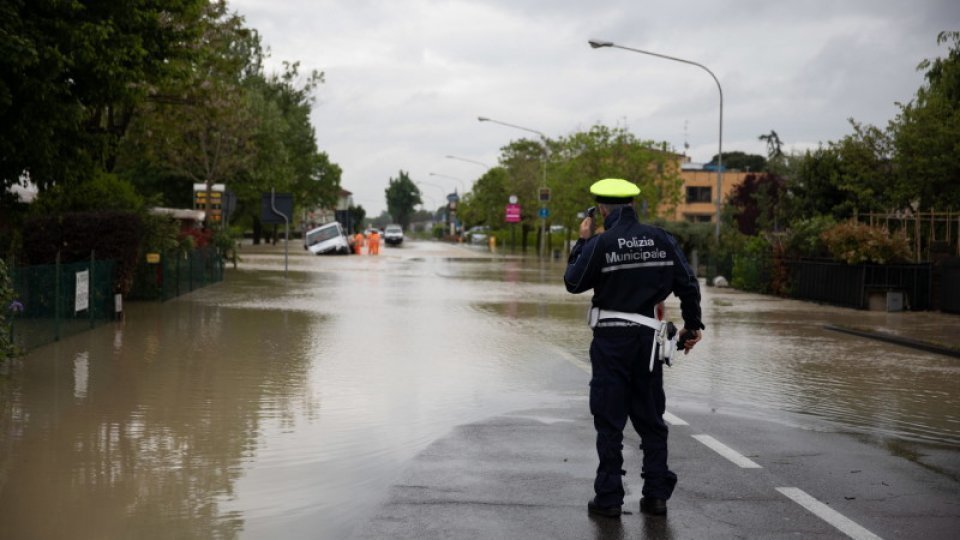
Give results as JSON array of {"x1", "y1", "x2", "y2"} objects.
[
  {"x1": 706, "y1": 151, "x2": 766, "y2": 172},
  {"x1": 498, "y1": 138, "x2": 546, "y2": 251},
  {"x1": 459, "y1": 125, "x2": 683, "y2": 252},
  {"x1": 758, "y1": 130, "x2": 784, "y2": 159},
  {"x1": 385, "y1": 170, "x2": 421, "y2": 229},
  {"x1": 117, "y1": 2, "x2": 262, "y2": 226},
  {"x1": 115, "y1": 5, "x2": 341, "y2": 238},
  {"x1": 832, "y1": 119, "x2": 897, "y2": 212},
  {"x1": 458, "y1": 167, "x2": 509, "y2": 228},
  {"x1": 892, "y1": 31, "x2": 960, "y2": 210},
  {"x1": 785, "y1": 146, "x2": 847, "y2": 220},
  {"x1": 0, "y1": 0, "x2": 206, "y2": 191},
  {"x1": 31, "y1": 170, "x2": 144, "y2": 215},
  {"x1": 726, "y1": 173, "x2": 786, "y2": 235},
  {"x1": 231, "y1": 63, "x2": 339, "y2": 238},
  {"x1": 347, "y1": 205, "x2": 366, "y2": 233},
  {"x1": 548, "y1": 126, "x2": 682, "y2": 237}
]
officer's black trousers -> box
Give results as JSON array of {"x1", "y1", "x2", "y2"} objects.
[{"x1": 589, "y1": 329, "x2": 677, "y2": 507}]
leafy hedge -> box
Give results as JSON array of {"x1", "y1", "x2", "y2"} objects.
[
  {"x1": 21, "y1": 212, "x2": 144, "y2": 294},
  {"x1": 732, "y1": 235, "x2": 773, "y2": 293},
  {"x1": 784, "y1": 216, "x2": 836, "y2": 259},
  {"x1": 821, "y1": 221, "x2": 912, "y2": 264}
]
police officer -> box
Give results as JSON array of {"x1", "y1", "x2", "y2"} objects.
[{"x1": 564, "y1": 178, "x2": 704, "y2": 518}]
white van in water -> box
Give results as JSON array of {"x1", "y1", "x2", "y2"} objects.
[
  {"x1": 384, "y1": 224, "x2": 404, "y2": 246},
  {"x1": 304, "y1": 222, "x2": 351, "y2": 255}
]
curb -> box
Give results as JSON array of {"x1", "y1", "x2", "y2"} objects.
[{"x1": 823, "y1": 324, "x2": 960, "y2": 359}]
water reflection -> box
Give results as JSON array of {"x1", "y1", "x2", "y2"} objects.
[{"x1": 0, "y1": 297, "x2": 320, "y2": 539}]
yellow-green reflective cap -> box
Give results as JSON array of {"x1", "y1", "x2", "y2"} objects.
[{"x1": 589, "y1": 178, "x2": 640, "y2": 202}]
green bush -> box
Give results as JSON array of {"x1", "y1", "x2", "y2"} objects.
[
  {"x1": 21, "y1": 212, "x2": 144, "y2": 294},
  {"x1": 732, "y1": 235, "x2": 772, "y2": 292},
  {"x1": 141, "y1": 213, "x2": 180, "y2": 254},
  {"x1": 820, "y1": 221, "x2": 912, "y2": 264},
  {"x1": 784, "y1": 216, "x2": 836, "y2": 259},
  {"x1": 31, "y1": 170, "x2": 144, "y2": 215}
]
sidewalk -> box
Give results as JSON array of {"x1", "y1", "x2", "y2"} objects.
[{"x1": 803, "y1": 299, "x2": 960, "y2": 354}]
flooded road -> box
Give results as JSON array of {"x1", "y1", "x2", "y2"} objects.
[{"x1": 1, "y1": 240, "x2": 958, "y2": 539}]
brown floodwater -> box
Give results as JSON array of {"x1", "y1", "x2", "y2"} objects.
[{"x1": 1, "y1": 240, "x2": 957, "y2": 539}]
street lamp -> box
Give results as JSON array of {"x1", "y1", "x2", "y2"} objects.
[
  {"x1": 588, "y1": 39, "x2": 724, "y2": 241},
  {"x1": 477, "y1": 116, "x2": 550, "y2": 257},
  {"x1": 428, "y1": 172, "x2": 466, "y2": 194},
  {"x1": 445, "y1": 155, "x2": 491, "y2": 170}
]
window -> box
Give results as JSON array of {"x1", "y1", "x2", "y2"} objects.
[
  {"x1": 686, "y1": 186, "x2": 712, "y2": 204},
  {"x1": 684, "y1": 214, "x2": 713, "y2": 223}
]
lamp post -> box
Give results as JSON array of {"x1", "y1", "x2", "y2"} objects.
[
  {"x1": 588, "y1": 39, "x2": 724, "y2": 241},
  {"x1": 445, "y1": 155, "x2": 491, "y2": 171},
  {"x1": 477, "y1": 116, "x2": 549, "y2": 257}
]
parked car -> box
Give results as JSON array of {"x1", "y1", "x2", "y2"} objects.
[
  {"x1": 467, "y1": 226, "x2": 490, "y2": 244},
  {"x1": 384, "y1": 224, "x2": 404, "y2": 246},
  {"x1": 304, "y1": 222, "x2": 351, "y2": 255}
]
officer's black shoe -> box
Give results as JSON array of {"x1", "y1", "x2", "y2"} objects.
[
  {"x1": 639, "y1": 497, "x2": 667, "y2": 516},
  {"x1": 587, "y1": 498, "x2": 622, "y2": 518}
]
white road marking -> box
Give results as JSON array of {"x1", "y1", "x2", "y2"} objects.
[
  {"x1": 776, "y1": 487, "x2": 882, "y2": 540},
  {"x1": 692, "y1": 434, "x2": 762, "y2": 468},
  {"x1": 663, "y1": 411, "x2": 689, "y2": 425}
]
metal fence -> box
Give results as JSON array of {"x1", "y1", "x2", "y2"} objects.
[
  {"x1": 129, "y1": 247, "x2": 224, "y2": 301},
  {"x1": 9, "y1": 254, "x2": 117, "y2": 352},
  {"x1": 787, "y1": 260, "x2": 932, "y2": 310},
  {"x1": 940, "y1": 258, "x2": 960, "y2": 313}
]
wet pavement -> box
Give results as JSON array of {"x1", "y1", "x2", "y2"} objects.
[{"x1": 1, "y1": 239, "x2": 958, "y2": 539}]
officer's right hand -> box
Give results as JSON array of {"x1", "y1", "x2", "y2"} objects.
[
  {"x1": 679, "y1": 329, "x2": 702, "y2": 354},
  {"x1": 579, "y1": 217, "x2": 593, "y2": 239}
]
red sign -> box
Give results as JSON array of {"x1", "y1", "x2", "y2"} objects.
[{"x1": 505, "y1": 203, "x2": 521, "y2": 223}]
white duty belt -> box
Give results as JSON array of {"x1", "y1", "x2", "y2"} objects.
[{"x1": 587, "y1": 307, "x2": 677, "y2": 371}]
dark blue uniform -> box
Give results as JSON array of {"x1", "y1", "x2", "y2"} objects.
[{"x1": 564, "y1": 205, "x2": 703, "y2": 508}]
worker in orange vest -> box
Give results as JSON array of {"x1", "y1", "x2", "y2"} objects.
[
  {"x1": 353, "y1": 231, "x2": 365, "y2": 254},
  {"x1": 367, "y1": 229, "x2": 380, "y2": 255}
]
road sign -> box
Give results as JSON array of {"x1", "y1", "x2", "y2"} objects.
[
  {"x1": 505, "y1": 203, "x2": 521, "y2": 223},
  {"x1": 539, "y1": 188, "x2": 550, "y2": 202},
  {"x1": 260, "y1": 193, "x2": 293, "y2": 224},
  {"x1": 75, "y1": 270, "x2": 89, "y2": 312},
  {"x1": 193, "y1": 184, "x2": 226, "y2": 222},
  {"x1": 538, "y1": 207, "x2": 549, "y2": 218}
]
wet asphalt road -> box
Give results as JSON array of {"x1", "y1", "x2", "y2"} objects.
[{"x1": 0, "y1": 239, "x2": 957, "y2": 539}]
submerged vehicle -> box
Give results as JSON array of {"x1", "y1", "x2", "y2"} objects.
[
  {"x1": 304, "y1": 222, "x2": 351, "y2": 255},
  {"x1": 384, "y1": 224, "x2": 404, "y2": 246}
]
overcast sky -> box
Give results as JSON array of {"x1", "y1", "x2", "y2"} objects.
[{"x1": 230, "y1": 0, "x2": 957, "y2": 215}]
